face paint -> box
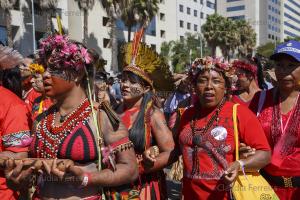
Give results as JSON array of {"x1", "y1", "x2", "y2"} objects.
[
  {"x1": 130, "y1": 86, "x2": 143, "y2": 96},
  {"x1": 31, "y1": 73, "x2": 44, "y2": 93},
  {"x1": 121, "y1": 78, "x2": 145, "y2": 101},
  {"x1": 45, "y1": 66, "x2": 78, "y2": 81}
]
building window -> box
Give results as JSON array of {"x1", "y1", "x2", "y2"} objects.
[
  {"x1": 227, "y1": 0, "x2": 241, "y2": 2},
  {"x1": 187, "y1": 7, "x2": 191, "y2": 15},
  {"x1": 285, "y1": 4, "x2": 300, "y2": 18},
  {"x1": 160, "y1": 30, "x2": 166, "y2": 38},
  {"x1": 200, "y1": 0, "x2": 204, "y2": 4},
  {"x1": 194, "y1": 24, "x2": 198, "y2": 31},
  {"x1": 284, "y1": 30, "x2": 298, "y2": 37},
  {"x1": 229, "y1": 15, "x2": 245, "y2": 20},
  {"x1": 102, "y1": 17, "x2": 110, "y2": 26},
  {"x1": 103, "y1": 38, "x2": 111, "y2": 48},
  {"x1": 179, "y1": 4, "x2": 184, "y2": 12},
  {"x1": 180, "y1": 20, "x2": 184, "y2": 28},
  {"x1": 200, "y1": 12, "x2": 204, "y2": 19},
  {"x1": 207, "y1": 1, "x2": 215, "y2": 9},
  {"x1": 187, "y1": 22, "x2": 191, "y2": 30},
  {"x1": 180, "y1": 36, "x2": 184, "y2": 41},
  {"x1": 268, "y1": 34, "x2": 271, "y2": 39},
  {"x1": 227, "y1": 5, "x2": 245, "y2": 12},
  {"x1": 160, "y1": 0, "x2": 165, "y2": 3},
  {"x1": 160, "y1": 13, "x2": 165, "y2": 21},
  {"x1": 288, "y1": 0, "x2": 300, "y2": 10},
  {"x1": 0, "y1": 26, "x2": 7, "y2": 45},
  {"x1": 284, "y1": 13, "x2": 300, "y2": 26},
  {"x1": 194, "y1": 10, "x2": 198, "y2": 17}
]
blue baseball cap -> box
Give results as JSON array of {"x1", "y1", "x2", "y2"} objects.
[{"x1": 270, "y1": 40, "x2": 300, "y2": 62}]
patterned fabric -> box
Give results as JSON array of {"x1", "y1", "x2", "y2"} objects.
[
  {"x1": 249, "y1": 88, "x2": 300, "y2": 199},
  {"x1": 179, "y1": 101, "x2": 270, "y2": 200},
  {"x1": 250, "y1": 88, "x2": 300, "y2": 177},
  {"x1": 31, "y1": 96, "x2": 53, "y2": 121},
  {"x1": 30, "y1": 114, "x2": 99, "y2": 163},
  {"x1": 2, "y1": 130, "x2": 31, "y2": 148},
  {"x1": 0, "y1": 86, "x2": 31, "y2": 200}
]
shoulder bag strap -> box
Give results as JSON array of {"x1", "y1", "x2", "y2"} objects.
[{"x1": 233, "y1": 104, "x2": 239, "y2": 161}]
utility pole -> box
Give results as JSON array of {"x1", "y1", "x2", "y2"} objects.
[{"x1": 31, "y1": 0, "x2": 36, "y2": 53}]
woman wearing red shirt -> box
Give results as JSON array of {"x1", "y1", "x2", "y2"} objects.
[
  {"x1": 179, "y1": 57, "x2": 271, "y2": 199},
  {"x1": 250, "y1": 40, "x2": 300, "y2": 199}
]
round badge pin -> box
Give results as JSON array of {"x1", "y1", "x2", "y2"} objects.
[{"x1": 211, "y1": 126, "x2": 227, "y2": 141}]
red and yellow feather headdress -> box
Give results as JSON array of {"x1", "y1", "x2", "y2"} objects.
[{"x1": 122, "y1": 28, "x2": 173, "y2": 91}]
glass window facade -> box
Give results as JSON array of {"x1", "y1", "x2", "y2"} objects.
[{"x1": 227, "y1": 5, "x2": 245, "y2": 12}]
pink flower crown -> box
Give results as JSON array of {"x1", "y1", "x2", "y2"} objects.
[
  {"x1": 232, "y1": 60, "x2": 257, "y2": 75},
  {"x1": 38, "y1": 34, "x2": 91, "y2": 71}
]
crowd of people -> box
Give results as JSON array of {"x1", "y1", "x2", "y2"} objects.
[{"x1": 0, "y1": 30, "x2": 299, "y2": 200}]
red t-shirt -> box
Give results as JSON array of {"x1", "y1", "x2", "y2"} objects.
[
  {"x1": 231, "y1": 95, "x2": 251, "y2": 107},
  {"x1": 0, "y1": 86, "x2": 31, "y2": 200},
  {"x1": 179, "y1": 101, "x2": 270, "y2": 200},
  {"x1": 250, "y1": 89, "x2": 300, "y2": 176}
]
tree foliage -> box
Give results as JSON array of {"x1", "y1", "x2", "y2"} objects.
[
  {"x1": 160, "y1": 33, "x2": 209, "y2": 73},
  {"x1": 202, "y1": 14, "x2": 256, "y2": 59}
]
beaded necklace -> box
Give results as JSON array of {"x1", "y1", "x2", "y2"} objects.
[
  {"x1": 190, "y1": 98, "x2": 226, "y2": 176},
  {"x1": 36, "y1": 98, "x2": 92, "y2": 158}
]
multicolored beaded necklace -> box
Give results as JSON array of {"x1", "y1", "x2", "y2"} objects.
[{"x1": 35, "y1": 98, "x2": 92, "y2": 158}]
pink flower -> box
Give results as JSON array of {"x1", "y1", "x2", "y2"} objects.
[{"x1": 81, "y1": 48, "x2": 91, "y2": 64}]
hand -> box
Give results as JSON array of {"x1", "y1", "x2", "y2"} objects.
[
  {"x1": 98, "y1": 91, "x2": 110, "y2": 103},
  {"x1": 222, "y1": 161, "x2": 240, "y2": 186},
  {"x1": 4, "y1": 159, "x2": 35, "y2": 190},
  {"x1": 142, "y1": 146, "x2": 159, "y2": 168},
  {"x1": 239, "y1": 143, "x2": 256, "y2": 159},
  {"x1": 41, "y1": 159, "x2": 86, "y2": 187}
]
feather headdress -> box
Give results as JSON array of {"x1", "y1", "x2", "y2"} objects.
[
  {"x1": 122, "y1": 28, "x2": 173, "y2": 91},
  {"x1": 0, "y1": 45, "x2": 24, "y2": 70}
]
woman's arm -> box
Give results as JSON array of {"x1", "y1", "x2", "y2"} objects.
[
  {"x1": 223, "y1": 150, "x2": 270, "y2": 185},
  {"x1": 88, "y1": 110, "x2": 138, "y2": 186},
  {"x1": 142, "y1": 108, "x2": 176, "y2": 173}
]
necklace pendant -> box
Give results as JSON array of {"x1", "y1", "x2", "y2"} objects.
[{"x1": 192, "y1": 135, "x2": 202, "y2": 146}]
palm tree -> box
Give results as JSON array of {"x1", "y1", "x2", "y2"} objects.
[
  {"x1": 236, "y1": 20, "x2": 256, "y2": 57},
  {"x1": 202, "y1": 14, "x2": 226, "y2": 56},
  {"x1": 39, "y1": 0, "x2": 58, "y2": 33},
  {"x1": 0, "y1": 0, "x2": 17, "y2": 47},
  {"x1": 100, "y1": 0, "x2": 123, "y2": 73},
  {"x1": 75, "y1": 0, "x2": 95, "y2": 45},
  {"x1": 120, "y1": 0, "x2": 159, "y2": 42},
  {"x1": 219, "y1": 18, "x2": 239, "y2": 60}
]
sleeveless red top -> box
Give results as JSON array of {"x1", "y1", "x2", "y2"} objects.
[{"x1": 30, "y1": 101, "x2": 98, "y2": 163}]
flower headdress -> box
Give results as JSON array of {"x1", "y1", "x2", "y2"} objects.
[
  {"x1": 38, "y1": 34, "x2": 91, "y2": 72},
  {"x1": 190, "y1": 56, "x2": 234, "y2": 79},
  {"x1": 0, "y1": 45, "x2": 24, "y2": 70},
  {"x1": 29, "y1": 63, "x2": 45, "y2": 74},
  {"x1": 231, "y1": 60, "x2": 257, "y2": 76},
  {"x1": 122, "y1": 28, "x2": 173, "y2": 91}
]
